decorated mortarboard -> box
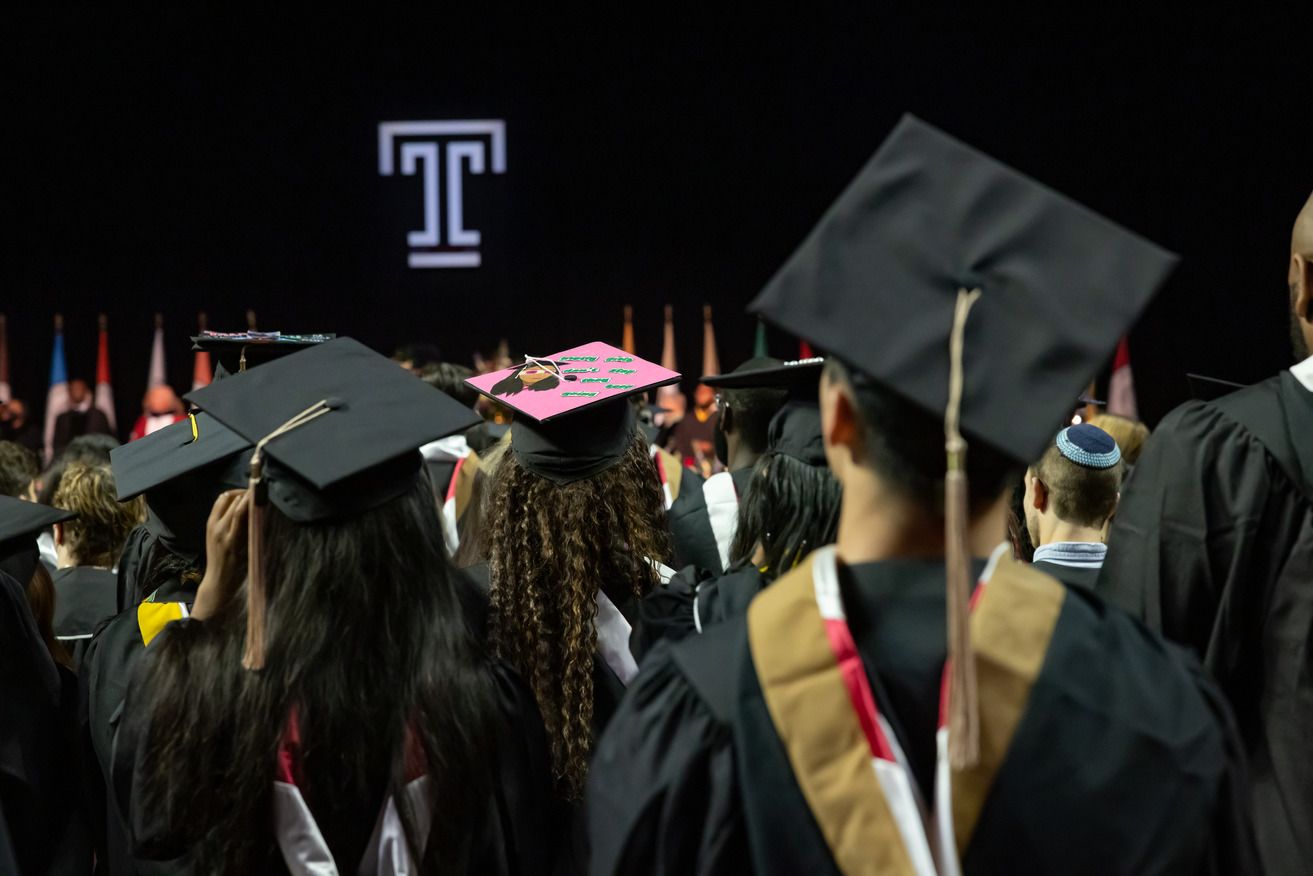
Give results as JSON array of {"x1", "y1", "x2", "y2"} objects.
[
  {"x1": 192, "y1": 331, "x2": 336, "y2": 380},
  {"x1": 465, "y1": 342, "x2": 680, "y2": 485},
  {"x1": 1055, "y1": 424, "x2": 1121, "y2": 469},
  {"x1": 1187, "y1": 372, "x2": 1246, "y2": 402},
  {"x1": 748, "y1": 113, "x2": 1177, "y2": 770},
  {"x1": 185, "y1": 336, "x2": 481, "y2": 669},
  {"x1": 766, "y1": 401, "x2": 826, "y2": 467},
  {"x1": 0, "y1": 495, "x2": 75, "y2": 588},
  {"x1": 111, "y1": 412, "x2": 253, "y2": 558}
]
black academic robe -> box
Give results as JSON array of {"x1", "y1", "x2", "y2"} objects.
[
  {"x1": 667, "y1": 467, "x2": 753, "y2": 574},
  {"x1": 0, "y1": 570, "x2": 94, "y2": 876},
  {"x1": 54, "y1": 565, "x2": 119, "y2": 668},
  {"x1": 630, "y1": 564, "x2": 769, "y2": 664},
  {"x1": 52, "y1": 406, "x2": 114, "y2": 457},
  {"x1": 1100, "y1": 370, "x2": 1313, "y2": 874},
  {"x1": 80, "y1": 575, "x2": 197, "y2": 876},
  {"x1": 115, "y1": 583, "x2": 562, "y2": 875},
  {"x1": 588, "y1": 556, "x2": 1255, "y2": 875}
]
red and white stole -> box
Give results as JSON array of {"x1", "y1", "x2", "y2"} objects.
[
  {"x1": 747, "y1": 545, "x2": 1067, "y2": 875},
  {"x1": 273, "y1": 709, "x2": 432, "y2": 876}
]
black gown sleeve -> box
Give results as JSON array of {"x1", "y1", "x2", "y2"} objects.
[
  {"x1": 1099, "y1": 400, "x2": 1287, "y2": 672},
  {"x1": 629, "y1": 565, "x2": 710, "y2": 663},
  {"x1": 587, "y1": 641, "x2": 744, "y2": 876}
]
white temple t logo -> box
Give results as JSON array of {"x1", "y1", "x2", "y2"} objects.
[{"x1": 378, "y1": 120, "x2": 507, "y2": 268}]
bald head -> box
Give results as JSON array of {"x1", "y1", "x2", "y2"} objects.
[
  {"x1": 1290, "y1": 191, "x2": 1313, "y2": 360},
  {"x1": 1294, "y1": 191, "x2": 1313, "y2": 255}
]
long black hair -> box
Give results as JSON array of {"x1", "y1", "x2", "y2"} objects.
[
  {"x1": 729, "y1": 451, "x2": 841, "y2": 576},
  {"x1": 131, "y1": 474, "x2": 504, "y2": 873}
]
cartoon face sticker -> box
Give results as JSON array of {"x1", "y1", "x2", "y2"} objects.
[{"x1": 490, "y1": 357, "x2": 564, "y2": 396}]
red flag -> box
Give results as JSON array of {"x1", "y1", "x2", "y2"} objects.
[
  {"x1": 1107, "y1": 336, "x2": 1138, "y2": 420},
  {"x1": 95, "y1": 314, "x2": 117, "y2": 431},
  {"x1": 799, "y1": 340, "x2": 814, "y2": 359}
]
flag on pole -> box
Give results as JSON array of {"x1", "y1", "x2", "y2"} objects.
[
  {"x1": 702, "y1": 304, "x2": 720, "y2": 377},
  {"x1": 1107, "y1": 336, "x2": 1138, "y2": 420},
  {"x1": 43, "y1": 315, "x2": 70, "y2": 463},
  {"x1": 0, "y1": 315, "x2": 10, "y2": 404},
  {"x1": 193, "y1": 312, "x2": 212, "y2": 391},
  {"x1": 753, "y1": 319, "x2": 769, "y2": 358},
  {"x1": 148, "y1": 313, "x2": 167, "y2": 388},
  {"x1": 656, "y1": 304, "x2": 687, "y2": 422},
  {"x1": 799, "y1": 340, "x2": 814, "y2": 359},
  {"x1": 622, "y1": 305, "x2": 636, "y2": 355},
  {"x1": 95, "y1": 314, "x2": 117, "y2": 432}
]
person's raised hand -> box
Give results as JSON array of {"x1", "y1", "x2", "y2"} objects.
[{"x1": 191, "y1": 489, "x2": 249, "y2": 621}]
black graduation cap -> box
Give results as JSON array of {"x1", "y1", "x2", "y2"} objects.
[
  {"x1": 749, "y1": 114, "x2": 1178, "y2": 466},
  {"x1": 192, "y1": 331, "x2": 335, "y2": 380},
  {"x1": 767, "y1": 401, "x2": 826, "y2": 467},
  {"x1": 465, "y1": 342, "x2": 681, "y2": 485},
  {"x1": 1187, "y1": 373, "x2": 1246, "y2": 402},
  {"x1": 747, "y1": 113, "x2": 1178, "y2": 772},
  {"x1": 0, "y1": 495, "x2": 74, "y2": 587},
  {"x1": 110, "y1": 412, "x2": 252, "y2": 559},
  {"x1": 185, "y1": 337, "x2": 481, "y2": 670},
  {"x1": 186, "y1": 337, "x2": 482, "y2": 522},
  {"x1": 702, "y1": 356, "x2": 824, "y2": 402}
]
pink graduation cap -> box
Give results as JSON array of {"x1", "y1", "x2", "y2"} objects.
[{"x1": 465, "y1": 341, "x2": 680, "y2": 423}]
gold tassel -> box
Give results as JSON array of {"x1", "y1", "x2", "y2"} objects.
[
  {"x1": 945, "y1": 288, "x2": 982, "y2": 769},
  {"x1": 242, "y1": 455, "x2": 267, "y2": 670},
  {"x1": 238, "y1": 398, "x2": 338, "y2": 671}
]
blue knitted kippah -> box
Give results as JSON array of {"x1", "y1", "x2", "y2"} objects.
[{"x1": 1055, "y1": 424, "x2": 1121, "y2": 469}]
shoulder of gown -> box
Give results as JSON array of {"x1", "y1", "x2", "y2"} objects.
[{"x1": 588, "y1": 625, "x2": 746, "y2": 876}]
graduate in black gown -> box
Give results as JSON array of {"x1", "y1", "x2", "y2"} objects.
[
  {"x1": 666, "y1": 357, "x2": 786, "y2": 573},
  {"x1": 633, "y1": 388, "x2": 840, "y2": 661},
  {"x1": 1099, "y1": 190, "x2": 1313, "y2": 874},
  {"x1": 118, "y1": 339, "x2": 561, "y2": 875},
  {"x1": 463, "y1": 343, "x2": 678, "y2": 873},
  {"x1": 588, "y1": 115, "x2": 1256, "y2": 875},
  {"x1": 78, "y1": 411, "x2": 253, "y2": 876},
  {"x1": 1, "y1": 496, "x2": 93, "y2": 875}
]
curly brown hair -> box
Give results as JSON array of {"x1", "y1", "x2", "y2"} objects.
[{"x1": 486, "y1": 431, "x2": 669, "y2": 800}]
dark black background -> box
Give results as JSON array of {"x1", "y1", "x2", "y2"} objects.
[{"x1": 4, "y1": 8, "x2": 1310, "y2": 433}]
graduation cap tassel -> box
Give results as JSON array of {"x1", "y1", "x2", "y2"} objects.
[
  {"x1": 241, "y1": 398, "x2": 339, "y2": 671},
  {"x1": 243, "y1": 456, "x2": 268, "y2": 670},
  {"x1": 945, "y1": 287, "x2": 982, "y2": 770}
]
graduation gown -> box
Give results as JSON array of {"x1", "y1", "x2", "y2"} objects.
[
  {"x1": 667, "y1": 467, "x2": 753, "y2": 574},
  {"x1": 1030, "y1": 559, "x2": 1101, "y2": 591},
  {"x1": 588, "y1": 549, "x2": 1254, "y2": 875},
  {"x1": 115, "y1": 594, "x2": 562, "y2": 874},
  {"x1": 0, "y1": 570, "x2": 94, "y2": 876},
  {"x1": 630, "y1": 564, "x2": 769, "y2": 663},
  {"x1": 79, "y1": 576, "x2": 197, "y2": 876},
  {"x1": 1099, "y1": 370, "x2": 1313, "y2": 873},
  {"x1": 53, "y1": 564, "x2": 119, "y2": 668}
]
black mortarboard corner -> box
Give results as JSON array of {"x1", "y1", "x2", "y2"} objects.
[
  {"x1": 465, "y1": 342, "x2": 681, "y2": 486},
  {"x1": 749, "y1": 114, "x2": 1178, "y2": 769},
  {"x1": 111, "y1": 412, "x2": 253, "y2": 561},
  {"x1": 192, "y1": 331, "x2": 335, "y2": 381},
  {"x1": 185, "y1": 337, "x2": 482, "y2": 669},
  {"x1": 1187, "y1": 373, "x2": 1246, "y2": 402},
  {"x1": 0, "y1": 495, "x2": 74, "y2": 588},
  {"x1": 702, "y1": 355, "x2": 824, "y2": 403}
]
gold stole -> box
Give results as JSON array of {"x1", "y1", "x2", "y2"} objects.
[
  {"x1": 747, "y1": 551, "x2": 1066, "y2": 873},
  {"x1": 655, "y1": 447, "x2": 684, "y2": 501}
]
